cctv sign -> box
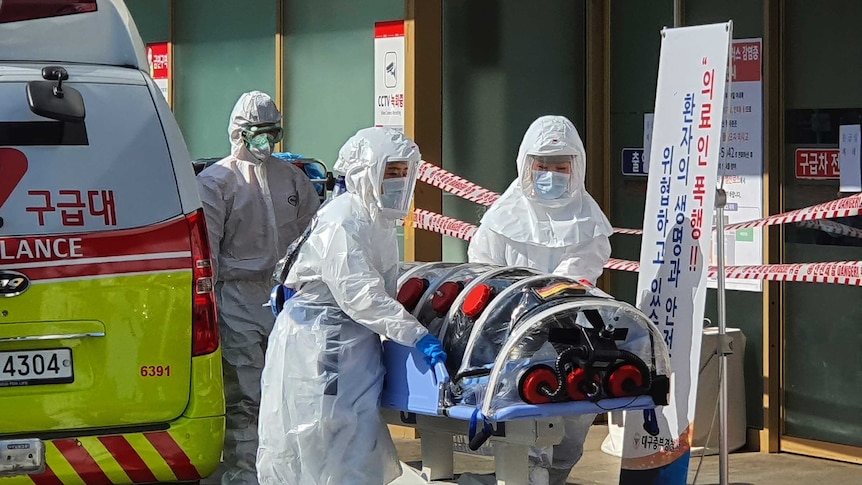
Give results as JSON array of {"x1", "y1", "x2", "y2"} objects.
[{"x1": 374, "y1": 20, "x2": 405, "y2": 131}]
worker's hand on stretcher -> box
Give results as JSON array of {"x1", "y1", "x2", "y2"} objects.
[{"x1": 416, "y1": 334, "x2": 447, "y2": 366}]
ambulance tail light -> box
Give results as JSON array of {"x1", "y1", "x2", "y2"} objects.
[
  {"x1": 187, "y1": 209, "x2": 220, "y2": 356},
  {"x1": 0, "y1": 0, "x2": 97, "y2": 24}
]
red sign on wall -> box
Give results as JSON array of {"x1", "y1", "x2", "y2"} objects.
[
  {"x1": 146, "y1": 42, "x2": 169, "y2": 80},
  {"x1": 731, "y1": 40, "x2": 762, "y2": 83},
  {"x1": 795, "y1": 148, "x2": 840, "y2": 179},
  {"x1": 145, "y1": 42, "x2": 170, "y2": 105}
]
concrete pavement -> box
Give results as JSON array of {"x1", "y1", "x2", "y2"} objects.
[{"x1": 393, "y1": 425, "x2": 862, "y2": 484}]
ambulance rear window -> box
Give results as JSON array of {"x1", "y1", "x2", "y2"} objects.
[
  {"x1": 0, "y1": 0, "x2": 97, "y2": 24},
  {"x1": 0, "y1": 121, "x2": 88, "y2": 146}
]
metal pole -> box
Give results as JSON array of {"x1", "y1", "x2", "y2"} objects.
[
  {"x1": 714, "y1": 188, "x2": 730, "y2": 485},
  {"x1": 673, "y1": 0, "x2": 683, "y2": 27}
]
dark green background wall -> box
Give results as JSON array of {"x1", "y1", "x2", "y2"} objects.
[{"x1": 442, "y1": 0, "x2": 587, "y2": 261}]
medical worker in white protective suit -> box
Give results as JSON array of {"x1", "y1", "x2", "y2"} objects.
[
  {"x1": 198, "y1": 91, "x2": 320, "y2": 485},
  {"x1": 468, "y1": 115, "x2": 613, "y2": 485},
  {"x1": 256, "y1": 127, "x2": 447, "y2": 485}
]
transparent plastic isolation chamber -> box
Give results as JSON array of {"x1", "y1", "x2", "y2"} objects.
[{"x1": 381, "y1": 262, "x2": 672, "y2": 431}]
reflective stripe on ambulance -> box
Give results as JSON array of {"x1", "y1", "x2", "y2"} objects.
[{"x1": 24, "y1": 431, "x2": 202, "y2": 485}]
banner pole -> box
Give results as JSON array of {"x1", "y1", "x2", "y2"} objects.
[{"x1": 715, "y1": 187, "x2": 731, "y2": 485}]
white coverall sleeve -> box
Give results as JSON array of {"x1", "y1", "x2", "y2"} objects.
[
  {"x1": 467, "y1": 225, "x2": 508, "y2": 265},
  {"x1": 197, "y1": 176, "x2": 227, "y2": 281},
  {"x1": 319, "y1": 224, "x2": 429, "y2": 347},
  {"x1": 552, "y1": 234, "x2": 612, "y2": 284}
]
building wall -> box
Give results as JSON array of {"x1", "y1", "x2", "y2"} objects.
[
  {"x1": 441, "y1": 0, "x2": 587, "y2": 261},
  {"x1": 282, "y1": 0, "x2": 403, "y2": 164},
  {"x1": 172, "y1": 0, "x2": 278, "y2": 160}
]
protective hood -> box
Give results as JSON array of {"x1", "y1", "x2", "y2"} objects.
[
  {"x1": 333, "y1": 127, "x2": 421, "y2": 221},
  {"x1": 228, "y1": 91, "x2": 282, "y2": 159},
  {"x1": 480, "y1": 115, "x2": 613, "y2": 247}
]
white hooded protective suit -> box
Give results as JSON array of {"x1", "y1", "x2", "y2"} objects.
[
  {"x1": 256, "y1": 127, "x2": 430, "y2": 485},
  {"x1": 468, "y1": 115, "x2": 613, "y2": 284},
  {"x1": 197, "y1": 91, "x2": 320, "y2": 485},
  {"x1": 467, "y1": 115, "x2": 613, "y2": 485}
]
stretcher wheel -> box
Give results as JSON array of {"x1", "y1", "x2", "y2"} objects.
[
  {"x1": 463, "y1": 284, "x2": 493, "y2": 319},
  {"x1": 606, "y1": 364, "x2": 644, "y2": 398},
  {"x1": 397, "y1": 277, "x2": 428, "y2": 313},
  {"x1": 432, "y1": 281, "x2": 463, "y2": 315},
  {"x1": 518, "y1": 365, "x2": 558, "y2": 404},
  {"x1": 566, "y1": 368, "x2": 601, "y2": 401}
]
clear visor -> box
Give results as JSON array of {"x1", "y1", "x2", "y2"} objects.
[
  {"x1": 379, "y1": 159, "x2": 419, "y2": 215},
  {"x1": 523, "y1": 154, "x2": 576, "y2": 199}
]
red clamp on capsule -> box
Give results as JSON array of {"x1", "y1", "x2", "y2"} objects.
[
  {"x1": 607, "y1": 364, "x2": 644, "y2": 398},
  {"x1": 431, "y1": 281, "x2": 463, "y2": 315},
  {"x1": 566, "y1": 368, "x2": 601, "y2": 401},
  {"x1": 396, "y1": 277, "x2": 428, "y2": 313},
  {"x1": 462, "y1": 284, "x2": 493, "y2": 319},
  {"x1": 518, "y1": 365, "x2": 557, "y2": 405}
]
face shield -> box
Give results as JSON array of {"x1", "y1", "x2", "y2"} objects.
[
  {"x1": 524, "y1": 154, "x2": 576, "y2": 200},
  {"x1": 379, "y1": 158, "x2": 419, "y2": 217},
  {"x1": 240, "y1": 122, "x2": 284, "y2": 161}
]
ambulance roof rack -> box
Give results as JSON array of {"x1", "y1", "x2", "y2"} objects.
[{"x1": 0, "y1": 0, "x2": 147, "y2": 70}]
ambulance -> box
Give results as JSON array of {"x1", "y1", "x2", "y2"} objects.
[{"x1": 0, "y1": 1, "x2": 224, "y2": 483}]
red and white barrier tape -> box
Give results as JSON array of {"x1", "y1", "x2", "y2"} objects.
[
  {"x1": 408, "y1": 208, "x2": 862, "y2": 287},
  {"x1": 726, "y1": 193, "x2": 862, "y2": 231},
  {"x1": 417, "y1": 161, "x2": 862, "y2": 236},
  {"x1": 714, "y1": 261, "x2": 862, "y2": 285},
  {"x1": 411, "y1": 209, "x2": 479, "y2": 241},
  {"x1": 417, "y1": 161, "x2": 501, "y2": 207}
]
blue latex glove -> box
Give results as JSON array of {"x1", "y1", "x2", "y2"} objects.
[{"x1": 416, "y1": 334, "x2": 447, "y2": 366}]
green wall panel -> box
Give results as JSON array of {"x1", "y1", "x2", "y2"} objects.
[
  {"x1": 125, "y1": 0, "x2": 170, "y2": 44},
  {"x1": 442, "y1": 0, "x2": 587, "y2": 261},
  {"x1": 173, "y1": 0, "x2": 278, "y2": 160},
  {"x1": 282, "y1": 0, "x2": 403, "y2": 167}
]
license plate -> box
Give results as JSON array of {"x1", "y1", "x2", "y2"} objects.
[
  {"x1": 0, "y1": 348, "x2": 73, "y2": 387},
  {"x1": 0, "y1": 439, "x2": 45, "y2": 477}
]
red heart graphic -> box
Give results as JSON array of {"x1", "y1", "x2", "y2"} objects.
[{"x1": 0, "y1": 148, "x2": 29, "y2": 209}]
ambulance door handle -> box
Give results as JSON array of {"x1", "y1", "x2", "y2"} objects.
[{"x1": 0, "y1": 332, "x2": 105, "y2": 343}]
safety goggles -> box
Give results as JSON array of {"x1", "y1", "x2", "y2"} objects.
[{"x1": 240, "y1": 123, "x2": 284, "y2": 146}]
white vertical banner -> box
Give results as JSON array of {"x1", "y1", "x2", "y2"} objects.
[
  {"x1": 620, "y1": 23, "x2": 732, "y2": 485},
  {"x1": 708, "y1": 38, "x2": 764, "y2": 292},
  {"x1": 374, "y1": 20, "x2": 406, "y2": 131}
]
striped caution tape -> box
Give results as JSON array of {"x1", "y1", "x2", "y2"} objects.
[
  {"x1": 715, "y1": 261, "x2": 862, "y2": 285},
  {"x1": 416, "y1": 161, "x2": 862, "y2": 236},
  {"x1": 417, "y1": 161, "x2": 501, "y2": 207},
  {"x1": 412, "y1": 208, "x2": 479, "y2": 240},
  {"x1": 408, "y1": 209, "x2": 862, "y2": 286},
  {"x1": 725, "y1": 193, "x2": 862, "y2": 231}
]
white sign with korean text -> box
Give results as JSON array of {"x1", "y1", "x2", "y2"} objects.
[
  {"x1": 839, "y1": 124, "x2": 862, "y2": 193},
  {"x1": 374, "y1": 21, "x2": 405, "y2": 131},
  {"x1": 621, "y1": 23, "x2": 731, "y2": 479},
  {"x1": 708, "y1": 38, "x2": 764, "y2": 292}
]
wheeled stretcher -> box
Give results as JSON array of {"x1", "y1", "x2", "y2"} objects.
[{"x1": 381, "y1": 263, "x2": 672, "y2": 484}]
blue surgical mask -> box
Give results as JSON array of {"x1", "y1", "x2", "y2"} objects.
[
  {"x1": 380, "y1": 177, "x2": 407, "y2": 210},
  {"x1": 533, "y1": 170, "x2": 569, "y2": 199}
]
